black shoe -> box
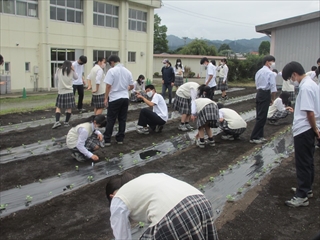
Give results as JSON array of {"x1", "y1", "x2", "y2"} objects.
[{"x1": 155, "y1": 125, "x2": 164, "y2": 133}]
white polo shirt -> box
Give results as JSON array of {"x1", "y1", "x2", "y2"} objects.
[
  {"x1": 205, "y1": 63, "x2": 217, "y2": 88},
  {"x1": 293, "y1": 75, "x2": 320, "y2": 137},
  {"x1": 72, "y1": 61, "x2": 84, "y2": 85},
  {"x1": 152, "y1": 93, "x2": 168, "y2": 122},
  {"x1": 103, "y1": 63, "x2": 134, "y2": 102}
]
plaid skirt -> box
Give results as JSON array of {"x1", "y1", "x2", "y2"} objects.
[
  {"x1": 281, "y1": 91, "x2": 295, "y2": 103},
  {"x1": 55, "y1": 92, "x2": 75, "y2": 109},
  {"x1": 91, "y1": 94, "x2": 105, "y2": 109},
  {"x1": 197, "y1": 103, "x2": 219, "y2": 128},
  {"x1": 174, "y1": 76, "x2": 184, "y2": 87},
  {"x1": 73, "y1": 132, "x2": 100, "y2": 155},
  {"x1": 172, "y1": 95, "x2": 191, "y2": 115},
  {"x1": 130, "y1": 92, "x2": 148, "y2": 102},
  {"x1": 140, "y1": 194, "x2": 218, "y2": 240},
  {"x1": 216, "y1": 77, "x2": 228, "y2": 91},
  {"x1": 268, "y1": 110, "x2": 289, "y2": 120},
  {"x1": 219, "y1": 120, "x2": 246, "y2": 136}
]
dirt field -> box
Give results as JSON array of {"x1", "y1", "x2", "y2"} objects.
[{"x1": 0, "y1": 87, "x2": 319, "y2": 240}]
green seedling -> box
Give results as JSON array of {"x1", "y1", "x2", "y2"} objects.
[
  {"x1": 138, "y1": 222, "x2": 145, "y2": 228},
  {"x1": 247, "y1": 180, "x2": 252, "y2": 186},
  {"x1": 199, "y1": 184, "x2": 205, "y2": 191},
  {"x1": 119, "y1": 153, "x2": 124, "y2": 158},
  {"x1": 228, "y1": 165, "x2": 233, "y2": 170},
  {"x1": 38, "y1": 140, "x2": 41, "y2": 144},
  {"x1": 145, "y1": 156, "x2": 150, "y2": 160},
  {"x1": 25, "y1": 195, "x2": 33, "y2": 203},
  {"x1": 8, "y1": 122, "x2": 12, "y2": 125},
  {"x1": 87, "y1": 176, "x2": 94, "y2": 182},
  {"x1": 262, "y1": 167, "x2": 267, "y2": 173},
  {"x1": 156, "y1": 152, "x2": 161, "y2": 155},
  {"x1": 105, "y1": 157, "x2": 109, "y2": 162},
  {"x1": 0, "y1": 204, "x2": 8, "y2": 210},
  {"x1": 57, "y1": 173, "x2": 61, "y2": 177},
  {"x1": 49, "y1": 192, "x2": 52, "y2": 195},
  {"x1": 237, "y1": 188, "x2": 244, "y2": 194},
  {"x1": 226, "y1": 195, "x2": 235, "y2": 202},
  {"x1": 133, "y1": 159, "x2": 138, "y2": 165},
  {"x1": 119, "y1": 165, "x2": 123, "y2": 170},
  {"x1": 27, "y1": 124, "x2": 31, "y2": 127},
  {"x1": 254, "y1": 173, "x2": 260, "y2": 179},
  {"x1": 268, "y1": 163, "x2": 273, "y2": 168},
  {"x1": 51, "y1": 137, "x2": 56, "y2": 142},
  {"x1": 39, "y1": 179, "x2": 42, "y2": 183},
  {"x1": 209, "y1": 177, "x2": 215, "y2": 182},
  {"x1": 6, "y1": 147, "x2": 12, "y2": 153},
  {"x1": 171, "y1": 136, "x2": 174, "y2": 139},
  {"x1": 220, "y1": 170, "x2": 226, "y2": 176},
  {"x1": 46, "y1": 145, "x2": 50, "y2": 150},
  {"x1": 177, "y1": 144, "x2": 182, "y2": 149},
  {"x1": 69, "y1": 184, "x2": 74, "y2": 189},
  {"x1": 152, "y1": 142, "x2": 156, "y2": 146},
  {"x1": 75, "y1": 166, "x2": 79, "y2": 171},
  {"x1": 16, "y1": 185, "x2": 22, "y2": 189},
  {"x1": 186, "y1": 141, "x2": 190, "y2": 144},
  {"x1": 30, "y1": 150, "x2": 34, "y2": 155},
  {"x1": 274, "y1": 158, "x2": 281, "y2": 163},
  {"x1": 237, "y1": 161, "x2": 241, "y2": 165},
  {"x1": 131, "y1": 150, "x2": 135, "y2": 154}
]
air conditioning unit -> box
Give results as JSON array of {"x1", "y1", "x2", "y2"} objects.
[{"x1": 28, "y1": 9, "x2": 37, "y2": 17}]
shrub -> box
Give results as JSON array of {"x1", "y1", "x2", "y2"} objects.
[
  {"x1": 154, "y1": 72, "x2": 160, "y2": 77},
  {"x1": 188, "y1": 72, "x2": 195, "y2": 78}
]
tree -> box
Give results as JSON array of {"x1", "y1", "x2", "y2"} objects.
[
  {"x1": 258, "y1": 41, "x2": 270, "y2": 55},
  {"x1": 218, "y1": 43, "x2": 231, "y2": 53},
  {"x1": 153, "y1": 14, "x2": 168, "y2": 54},
  {"x1": 178, "y1": 39, "x2": 217, "y2": 56}
]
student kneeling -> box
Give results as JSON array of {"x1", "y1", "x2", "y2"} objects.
[
  {"x1": 267, "y1": 92, "x2": 294, "y2": 125},
  {"x1": 136, "y1": 84, "x2": 168, "y2": 134},
  {"x1": 66, "y1": 115, "x2": 106, "y2": 162}
]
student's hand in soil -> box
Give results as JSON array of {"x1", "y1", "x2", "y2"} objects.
[{"x1": 91, "y1": 155, "x2": 99, "y2": 161}]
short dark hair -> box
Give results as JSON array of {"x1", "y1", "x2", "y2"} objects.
[
  {"x1": 94, "y1": 114, "x2": 106, "y2": 126},
  {"x1": 217, "y1": 103, "x2": 224, "y2": 109},
  {"x1": 145, "y1": 84, "x2": 155, "y2": 90},
  {"x1": 272, "y1": 69, "x2": 278, "y2": 74},
  {"x1": 79, "y1": 55, "x2": 87, "y2": 64},
  {"x1": 221, "y1": 58, "x2": 227, "y2": 64},
  {"x1": 107, "y1": 55, "x2": 120, "y2": 64},
  {"x1": 279, "y1": 92, "x2": 290, "y2": 106},
  {"x1": 282, "y1": 61, "x2": 305, "y2": 80},
  {"x1": 97, "y1": 57, "x2": 105, "y2": 63},
  {"x1": 0, "y1": 54, "x2": 3, "y2": 65},
  {"x1": 105, "y1": 172, "x2": 135, "y2": 206},
  {"x1": 262, "y1": 55, "x2": 275, "y2": 64},
  {"x1": 210, "y1": 60, "x2": 216, "y2": 66},
  {"x1": 200, "y1": 57, "x2": 209, "y2": 65},
  {"x1": 311, "y1": 66, "x2": 317, "y2": 71},
  {"x1": 317, "y1": 58, "x2": 320, "y2": 64}
]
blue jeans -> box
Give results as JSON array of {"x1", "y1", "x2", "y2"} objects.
[{"x1": 162, "y1": 83, "x2": 172, "y2": 104}]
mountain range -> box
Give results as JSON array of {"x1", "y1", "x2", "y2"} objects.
[{"x1": 167, "y1": 35, "x2": 270, "y2": 53}]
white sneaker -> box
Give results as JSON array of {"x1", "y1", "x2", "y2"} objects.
[
  {"x1": 250, "y1": 139, "x2": 264, "y2": 144},
  {"x1": 285, "y1": 196, "x2": 309, "y2": 207},
  {"x1": 208, "y1": 139, "x2": 215, "y2": 146},
  {"x1": 260, "y1": 137, "x2": 267, "y2": 142},
  {"x1": 136, "y1": 127, "x2": 149, "y2": 135},
  {"x1": 52, "y1": 122, "x2": 62, "y2": 129},
  {"x1": 185, "y1": 124, "x2": 194, "y2": 130},
  {"x1": 196, "y1": 139, "x2": 205, "y2": 148},
  {"x1": 221, "y1": 134, "x2": 233, "y2": 140},
  {"x1": 291, "y1": 187, "x2": 313, "y2": 198},
  {"x1": 178, "y1": 124, "x2": 188, "y2": 131}
]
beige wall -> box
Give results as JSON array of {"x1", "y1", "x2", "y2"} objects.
[{"x1": 0, "y1": 0, "x2": 160, "y2": 93}]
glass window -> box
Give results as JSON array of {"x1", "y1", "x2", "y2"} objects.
[
  {"x1": 1, "y1": 0, "x2": 38, "y2": 17},
  {"x1": 93, "y1": 1, "x2": 119, "y2": 28},
  {"x1": 4, "y1": 62, "x2": 10, "y2": 72},
  {"x1": 25, "y1": 62, "x2": 30, "y2": 72},
  {"x1": 56, "y1": 0, "x2": 64, "y2": 6},
  {"x1": 28, "y1": 3, "x2": 37, "y2": 17},
  {"x1": 75, "y1": 10, "x2": 81, "y2": 23},
  {"x1": 50, "y1": 6, "x2": 56, "y2": 19},
  {"x1": 66, "y1": 0, "x2": 74, "y2": 8},
  {"x1": 67, "y1": 9, "x2": 74, "y2": 22},
  {"x1": 128, "y1": 52, "x2": 136, "y2": 63},
  {"x1": 16, "y1": 1, "x2": 27, "y2": 16},
  {"x1": 50, "y1": 0, "x2": 83, "y2": 23},
  {"x1": 50, "y1": 0, "x2": 56, "y2": 4},
  {"x1": 3, "y1": 0, "x2": 15, "y2": 14},
  {"x1": 67, "y1": 49, "x2": 75, "y2": 60},
  {"x1": 128, "y1": 9, "x2": 147, "y2": 32},
  {"x1": 75, "y1": 0, "x2": 81, "y2": 9},
  {"x1": 57, "y1": 50, "x2": 66, "y2": 61},
  {"x1": 57, "y1": 7, "x2": 65, "y2": 21}
]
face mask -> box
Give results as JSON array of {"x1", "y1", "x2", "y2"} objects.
[
  {"x1": 163, "y1": 63, "x2": 167, "y2": 67},
  {"x1": 147, "y1": 91, "x2": 153, "y2": 98},
  {"x1": 289, "y1": 79, "x2": 299, "y2": 87},
  {"x1": 177, "y1": 62, "x2": 181, "y2": 65},
  {"x1": 270, "y1": 62, "x2": 276, "y2": 69}
]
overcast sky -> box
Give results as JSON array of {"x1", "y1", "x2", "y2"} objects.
[{"x1": 155, "y1": 0, "x2": 319, "y2": 41}]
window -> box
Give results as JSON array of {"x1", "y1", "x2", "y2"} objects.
[
  {"x1": 93, "y1": 1, "x2": 118, "y2": 28},
  {"x1": 128, "y1": 8, "x2": 147, "y2": 32},
  {"x1": 25, "y1": 62, "x2": 30, "y2": 72},
  {"x1": 0, "y1": 0, "x2": 38, "y2": 17},
  {"x1": 93, "y1": 50, "x2": 118, "y2": 61},
  {"x1": 4, "y1": 62, "x2": 10, "y2": 72},
  {"x1": 128, "y1": 52, "x2": 136, "y2": 63},
  {"x1": 50, "y1": 0, "x2": 83, "y2": 23}
]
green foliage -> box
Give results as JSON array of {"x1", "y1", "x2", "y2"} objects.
[
  {"x1": 154, "y1": 14, "x2": 169, "y2": 53},
  {"x1": 178, "y1": 39, "x2": 217, "y2": 56},
  {"x1": 258, "y1": 41, "x2": 270, "y2": 55},
  {"x1": 218, "y1": 43, "x2": 231, "y2": 53},
  {"x1": 154, "y1": 72, "x2": 160, "y2": 77}
]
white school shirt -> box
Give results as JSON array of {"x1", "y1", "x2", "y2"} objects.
[
  {"x1": 205, "y1": 63, "x2": 217, "y2": 88},
  {"x1": 255, "y1": 66, "x2": 277, "y2": 92},
  {"x1": 219, "y1": 108, "x2": 247, "y2": 129},
  {"x1": 217, "y1": 64, "x2": 229, "y2": 82},
  {"x1": 103, "y1": 63, "x2": 134, "y2": 102},
  {"x1": 131, "y1": 81, "x2": 145, "y2": 93},
  {"x1": 293, "y1": 75, "x2": 320, "y2": 137},
  {"x1": 72, "y1": 61, "x2": 84, "y2": 85},
  {"x1": 267, "y1": 97, "x2": 286, "y2": 118},
  {"x1": 174, "y1": 65, "x2": 185, "y2": 76},
  {"x1": 152, "y1": 93, "x2": 168, "y2": 121}
]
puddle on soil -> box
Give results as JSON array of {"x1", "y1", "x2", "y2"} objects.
[{"x1": 0, "y1": 88, "x2": 246, "y2": 133}]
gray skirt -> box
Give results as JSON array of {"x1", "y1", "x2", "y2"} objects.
[
  {"x1": 55, "y1": 92, "x2": 75, "y2": 109},
  {"x1": 91, "y1": 94, "x2": 105, "y2": 109},
  {"x1": 172, "y1": 95, "x2": 191, "y2": 115},
  {"x1": 219, "y1": 120, "x2": 246, "y2": 136},
  {"x1": 174, "y1": 76, "x2": 184, "y2": 87},
  {"x1": 196, "y1": 103, "x2": 219, "y2": 128},
  {"x1": 217, "y1": 77, "x2": 228, "y2": 91}
]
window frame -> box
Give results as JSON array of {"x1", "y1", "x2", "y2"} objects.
[
  {"x1": 128, "y1": 8, "x2": 147, "y2": 32},
  {"x1": 0, "y1": 0, "x2": 38, "y2": 18},
  {"x1": 93, "y1": 1, "x2": 119, "y2": 29},
  {"x1": 50, "y1": 0, "x2": 83, "y2": 24},
  {"x1": 25, "y1": 62, "x2": 31, "y2": 72},
  {"x1": 128, "y1": 52, "x2": 136, "y2": 63},
  {"x1": 4, "y1": 62, "x2": 11, "y2": 73}
]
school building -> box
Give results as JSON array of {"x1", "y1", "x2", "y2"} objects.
[
  {"x1": 255, "y1": 11, "x2": 320, "y2": 85},
  {"x1": 0, "y1": 0, "x2": 161, "y2": 93}
]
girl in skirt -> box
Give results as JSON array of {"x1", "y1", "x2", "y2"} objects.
[
  {"x1": 191, "y1": 98, "x2": 219, "y2": 148},
  {"x1": 216, "y1": 58, "x2": 229, "y2": 100},
  {"x1": 52, "y1": 60, "x2": 77, "y2": 129},
  {"x1": 174, "y1": 58, "x2": 185, "y2": 90},
  {"x1": 130, "y1": 75, "x2": 146, "y2": 102},
  {"x1": 66, "y1": 115, "x2": 106, "y2": 162},
  {"x1": 172, "y1": 81, "x2": 199, "y2": 131},
  {"x1": 267, "y1": 92, "x2": 294, "y2": 125},
  {"x1": 106, "y1": 172, "x2": 219, "y2": 240}
]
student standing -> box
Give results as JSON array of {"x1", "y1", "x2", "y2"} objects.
[
  {"x1": 191, "y1": 98, "x2": 219, "y2": 148},
  {"x1": 173, "y1": 81, "x2": 199, "y2": 131},
  {"x1": 89, "y1": 57, "x2": 106, "y2": 115},
  {"x1": 281, "y1": 61, "x2": 320, "y2": 207},
  {"x1": 216, "y1": 58, "x2": 229, "y2": 100},
  {"x1": 250, "y1": 55, "x2": 277, "y2": 144},
  {"x1": 130, "y1": 75, "x2": 146, "y2": 102},
  {"x1": 174, "y1": 58, "x2": 184, "y2": 90},
  {"x1": 52, "y1": 60, "x2": 77, "y2": 129},
  {"x1": 161, "y1": 59, "x2": 175, "y2": 106},
  {"x1": 103, "y1": 55, "x2": 134, "y2": 146},
  {"x1": 267, "y1": 92, "x2": 294, "y2": 125},
  {"x1": 136, "y1": 84, "x2": 168, "y2": 134},
  {"x1": 0, "y1": 54, "x2": 4, "y2": 85},
  {"x1": 200, "y1": 57, "x2": 217, "y2": 100},
  {"x1": 106, "y1": 172, "x2": 219, "y2": 240},
  {"x1": 66, "y1": 115, "x2": 106, "y2": 162},
  {"x1": 72, "y1": 55, "x2": 87, "y2": 112}
]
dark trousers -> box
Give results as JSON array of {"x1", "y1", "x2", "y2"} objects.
[
  {"x1": 250, "y1": 89, "x2": 271, "y2": 140},
  {"x1": 162, "y1": 83, "x2": 172, "y2": 104},
  {"x1": 209, "y1": 86, "x2": 216, "y2": 100},
  {"x1": 73, "y1": 85, "x2": 84, "y2": 110},
  {"x1": 294, "y1": 128, "x2": 315, "y2": 198},
  {"x1": 138, "y1": 108, "x2": 166, "y2": 131},
  {"x1": 104, "y1": 98, "x2": 129, "y2": 143}
]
